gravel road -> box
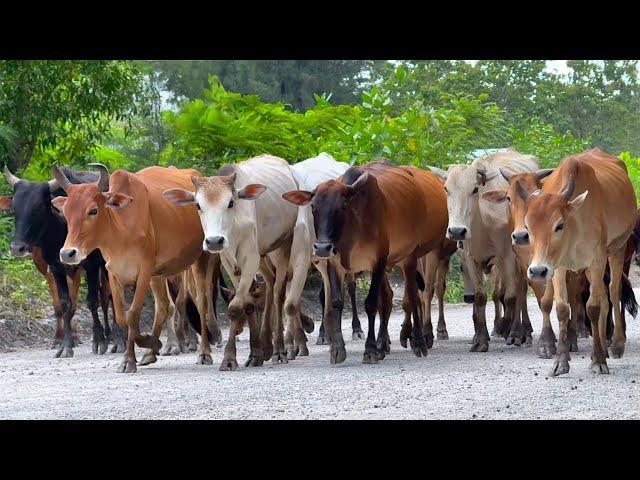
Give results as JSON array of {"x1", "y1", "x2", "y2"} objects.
[{"x1": 1, "y1": 291, "x2": 639, "y2": 420}]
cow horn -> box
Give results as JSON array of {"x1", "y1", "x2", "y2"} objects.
[
  {"x1": 499, "y1": 168, "x2": 513, "y2": 182},
  {"x1": 51, "y1": 164, "x2": 71, "y2": 192},
  {"x1": 560, "y1": 175, "x2": 575, "y2": 200},
  {"x1": 88, "y1": 163, "x2": 110, "y2": 191},
  {"x1": 536, "y1": 168, "x2": 555, "y2": 180},
  {"x1": 3, "y1": 165, "x2": 20, "y2": 187},
  {"x1": 477, "y1": 169, "x2": 499, "y2": 185},
  {"x1": 48, "y1": 178, "x2": 60, "y2": 193},
  {"x1": 428, "y1": 166, "x2": 447, "y2": 181}
]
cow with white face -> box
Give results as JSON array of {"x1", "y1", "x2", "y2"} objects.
[
  {"x1": 429, "y1": 148, "x2": 538, "y2": 352},
  {"x1": 164, "y1": 154, "x2": 299, "y2": 370}
]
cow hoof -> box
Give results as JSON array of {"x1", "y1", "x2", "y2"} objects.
[
  {"x1": 410, "y1": 333, "x2": 428, "y2": 357},
  {"x1": 610, "y1": 342, "x2": 625, "y2": 359},
  {"x1": 117, "y1": 360, "x2": 137, "y2": 373},
  {"x1": 376, "y1": 340, "x2": 390, "y2": 356},
  {"x1": 272, "y1": 350, "x2": 288, "y2": 364},
  {"x1": 437, "y1": 330, "x2": 449, "y2": 341},
  {"x1": 286, "y1": 348, "x2": 297, "y2": 361},
  {"x1": 424, "y1": 330, "x2": 434, "y2": 349},
  {"x1": 550, "y1": 355, "x2": 570, "y2": 376},
  {"x1": 55, "y1": 346, "x2": 74, "y2": 358},
  {"x1": 506, "y1": 335, "x2": 522, "y2": 347},
  {"x1": 160, "y1": 342, "x2": 181, "y2": 356},
  {"x1": 399, "y1": 324, "x2": 411, "y2": 349},
  {"x1": 524, "y1": 334, "x2": 533, "y2": 346},
  {"x1": 352, "y1": 330, "x2": 365, "y2": 340},
  {"x1": 186, "y1": 340, "x2": 198, "y2": 352},
  {"x1": 92, "y1": 338, "x2": 108, "y2": 355},
  {"x1": 362, "y1": 351, "x2": 379, "y2": 364},
  {"x1": 219, "y1": 358, "x2": 239, "y2": 371},
  {"x1": 263, "y1": 346, "x2": 274, "y2": 360},
  {"x1": 178, "y1": 341, "x2": 188, "y2": 354},
  {"x1": 301, "y1": 314, "x2": 315, "y2": 334},
  {"x1": 139, "y1": 351, "x2": 158, "y2": 366},
  {"x1": 316, "y1": 335, "x2": 329, "y2": 346},
  {"x1": 297, "y1": 344, "x2": 309, "y2": 357},
  {"x1": 469, "y1": 337, "x2": 489, "y2": 353},
  {"x1": 196, "y1": 353, "x2": 213, "y2": 365},
  {"x1": 569, "y1": 339, "x2": 579, "y2": 352},
  {"x1": 590, "y1": 361, "x2": 609, "y2": 374},
  {"x1": 244, "y1": 353, "x2": 264, "y2": 367},
  {"x1": 110, "y1": 341, "x2": 126, "y2": 354},
  {"x1": 330, "y1": 344, "x2": 347, "y2": 365},
  {"x1": 537, "y1": 345, "x2": 556, "y2": 359}
]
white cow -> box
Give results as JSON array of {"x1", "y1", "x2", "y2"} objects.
[{"x1": 164, "y1": 154, "x2": 299, "y2": 370}]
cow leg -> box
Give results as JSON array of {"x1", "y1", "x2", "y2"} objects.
[
  {"x1": 270, "y1": 247, "x2": 290, "y2": 364},
  {"x1": 97, "y1": 268, "x2": 111, "y2": 347},
  {"x1": 505, "y1": 258, "x2": 524, "y2": 347},
  {"x1": 191, "y1": 254, "x2": 216, "y2": 365},
  {"x1": 46, "y1": 271, "x2": 64, "y2": 348},
  {"x1": 326, "y1": 259, "x2": 346, "y2": 364},
  {"x1": 534, "y1": 279, "x2": 557, "y2": 358},
  {"x1": 567, "y1": 274, "x2": 581, "y2": 352},
  {"x1": 490, "y1": 268, "x2": 507, "y2": 338},
  {"x1": 584, "y1": 258, "x2": 610, "y2": 374},
  {"x1": 347, "y1": 272, "x2": 363, "y2": 340},
  {"x1": 259, "y1": 256, "x2": 276, "y2": 361},
  {"x1": 138, "y1": 277, "x2": 170, "y2": 366},
  {"x1": 159, "y1": 286, "x2": 180, "y2": 357},
  {"x1": 549, "y1": 268, "x2": 572, "y2": 376},
  {"x1": 51, "y1": 267, "x2": 75, "y2": 358},
  {"x1": 205, "y1": 253, "x2": 223, "y2": 347},
  {"x1": 363, "y1": 258, "x2": 387, "y2": 364},
  {"x1": 67, "y1": 269, "x2": 83, "y2": 347},
  {"x1": 375, "y1": 273, "x2": 392, "y2": 358},
  {"x1": 404, "y1": 258, "x2": 428, "y2": 358},
  {"x1": 608, "y1": 246, "x2": 626, "y2": 359},
  {"x1": 284, "y1": 226, "x2": 311, "y2": 360},
  {"x1": 400, "y1": 285, "x2": 413, "y2": 349},
  {"x1": 315, "y1": 260, "x2": 330, "y2": 345},
  {"x1": 85, "y1": 265, "x2": 108, "y2": 355},
  {"x1": 436, "y1": 255, "x2": 450, "y2": 341},
  {"x1": 467, "y1": 258, "x2": 489, "y2": 352},
  {"x1": 420, "y1": 253, "x2": 437, "y2": 348}
]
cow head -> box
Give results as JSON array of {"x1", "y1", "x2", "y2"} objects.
[
  {"x1": 50, "y1": 163, "x2": 122, "y2": 264},
  {"x1": 2, "y1": 165, "x2": 63, "y2": 257},
  {"x1": 483, "y1": 168, "x2": 554, "y2": 246},
  {"x1": 429, "y1": 164, "x2": 499, "y2": 241},
  {"x1": 524, "y1": 176, "x2": 588, "y2": 282},
  {"x1": 282, "y1": 168, "x2": 370, "y2": 258},
  {"x1": 163, "y1": 168, "x2": 266, "y2": 254}
]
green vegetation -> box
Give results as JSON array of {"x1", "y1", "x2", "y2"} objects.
[{"x1": 2, "y1": 60, "x2": 640, "y2": 309}]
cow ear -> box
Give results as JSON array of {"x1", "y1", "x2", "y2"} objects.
[
  {"x1": 104, "y1": 192, "x2": 133, "y2": 210},
  {"x1": 238, "y1": 184, "x2": 267, "y2": 200},
  {"x1": 163, "y1": 188, "x2": 195, "y2": 206},
  {"x1": 568, "y1": 190, "x2": 588, "y2": 211},
  {"x1": 51, "y1": 196, "x2": 67, "y2": 212},
  {"x1": 482, "y1": 190, "x2": 508, "y2": 203},
  {"x1": 282, "y1": 190, "x2": 314, "y2": 206},
  {"x1": 0, "y1": 196, "x2": 13, "y2": 212}
]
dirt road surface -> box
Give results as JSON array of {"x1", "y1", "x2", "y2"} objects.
[{"x1": 1, "y1": 291, "x2": 639, "y2": 420}]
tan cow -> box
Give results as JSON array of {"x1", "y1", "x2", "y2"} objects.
[
  {"x1": 429, "y1": 148, "x2": 538, "y2": 352},
  {"x1": 520, "y1": 148, "x2": 636, "y2": 375}
]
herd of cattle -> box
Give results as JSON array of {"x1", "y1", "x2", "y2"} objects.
[{"x1": 1, "y1": 148, "x2": 640, "y2": 377}]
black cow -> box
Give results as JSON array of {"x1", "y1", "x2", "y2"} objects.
[{"x1": 1, "y1": 165, "x2": 124, "y2": 357}]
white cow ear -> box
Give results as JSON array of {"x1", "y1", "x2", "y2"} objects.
[
  {"x1": 163, "y1": 188, "x2": 195, "y2": 206},
  {"x1": 568, "y1": 190, "x2": 588, "y2": 210}
]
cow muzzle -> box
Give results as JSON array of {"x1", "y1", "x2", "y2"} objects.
[
  {"x1": 10, "y1": 241, "x2": 30, "y2": 257},
  {"x1": 527, "y1": 264, "x2": 553, "y2": 282},
  {"x1": 204, "y1": 236, "x2": 226, "y2": 252},
  {"x1": 313, "y1": 242, "x2": 335, "y2": 258},
  {"x1": 60, "y1": 247, "x2": 83, "y2": 265},
  {"x1": 447, "y1": 226, "x2": 468, "y2": 241},
  {"x1": 511, "y1": 230, "x2": 530, "y2": 246}
]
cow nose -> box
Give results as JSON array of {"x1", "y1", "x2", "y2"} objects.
[
  {"x1": 60, "y1": 248, "x2": 77, "y2": 263},
  {"x1": 204, "y1": 236, "x2": 225, "y2": 251},
  {"x1": 313, "y1": 242, "x2": 334, "y2": 258},
  {"x1": 447, "y1": 227, "x2": 467, "y2": 240},
  {"x1": 528, "y1": 265, "x2": 549, "y2": 280},
  {"x1": 10, "y1": 241, "x2": 27, "y2": 256},
  {"x1": 512, "y1": 231, "x2": 529, "y2": 245}
]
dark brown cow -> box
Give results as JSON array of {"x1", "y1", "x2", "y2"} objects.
[
  {"x1": 283, "y1": 161, "x2": 448, "y2": 364},
  {"x1": 51, "y1": 164, "x2": 220, "y2": 373}
]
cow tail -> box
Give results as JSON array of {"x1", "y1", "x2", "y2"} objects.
[
  {"x1": 416, "y1": 271, "x2": 425, "y2": 291},
  {"x1": 621, "y1": 274, "x2": 638, "y2": 319},
  {"x1": 185, "y1": 293, "x2": 214, "y2": 343},
  {"x1": 218, "y1": 273, "x2": 232, "y2": 304}
]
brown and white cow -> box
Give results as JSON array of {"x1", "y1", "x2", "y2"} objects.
[
  {"x1": 517, "y1": 148, "x2": 636, "y2": 375},
  {"x1": 429, "y1": 149, "x2": 538, "y2": 352},
  {"x1": 283, "y1": 161, "x2": 448, "y2": 364},
  {"x1": 164, "y1": 154, "x2": 300, "y2": 370},
  {"x1": 51, "y1": 164, "x2": 219, "y2": 373}
]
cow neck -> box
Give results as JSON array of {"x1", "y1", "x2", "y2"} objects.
[
  {"x1": 35, "y1": 204, "x2": 65, "y2": 251},
  {"x1": 337, "y1": 187, "x2": 373, "y2": 271}
]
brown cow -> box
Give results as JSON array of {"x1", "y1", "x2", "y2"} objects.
[
  {"x1": 51, "y1": 164, "x2": 220, "y2": 373},
  {"x1": 522, "y1": 148, "x2": 636, "y2": 375},
  {"x1": 283, "y1": 161, "x2": 448, "y2": 364}
]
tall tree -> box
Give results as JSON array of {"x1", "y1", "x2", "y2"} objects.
[{"x1": 0, "y1": 60, "x2": 153, "y2": 171}]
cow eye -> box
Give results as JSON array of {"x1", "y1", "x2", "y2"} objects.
[
  {"x1": 444, "y1": 186, "x2": 449, "y2": 195},
  {"x1": 506, "y1": 196, "x2": 511, "y2": 203},
  {"x1": 472, "y1": 187, "x2": 479, "y2": 194},
  {"x1": 88, "y1": 208, "x2": 98, "y2": 216},
  {"x1": 555, "y1": 222, "x2": 564, "y2": 232},
  {"x1": 228, "y1": 199, "x2": 234, "y2": 209},
  {"x1": 195, "y1": 202, "x2": 201, "y2": 211}
]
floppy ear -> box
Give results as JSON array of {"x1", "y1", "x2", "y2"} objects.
[
  {"x1": 163, "y1": 188, "x2": 196, "y2": 206},
  {"x1": 51, "y1": 196, "x2": 67, "y2": 212},
  {"x1": 238, "y1": 184, "x2": 267, "y2": 200},
  {"x1": 482, "y1": 190, "x2": 508, "y2": 203},
  {"x1": 428, "y1": 166, "x2": 447, "y2": 181},
  {"x1": 103, "y1": 192, "x2": 133, "y2": 210},
  {"x1": 0, "y1": 196, "x2": 13, "y2": 212},
  {"x1": 568, "y1": 190, "x2": 588, "y2": 211},
  {"x1": 282, "y1": 190, "x2": 314, "y2": 206}
]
